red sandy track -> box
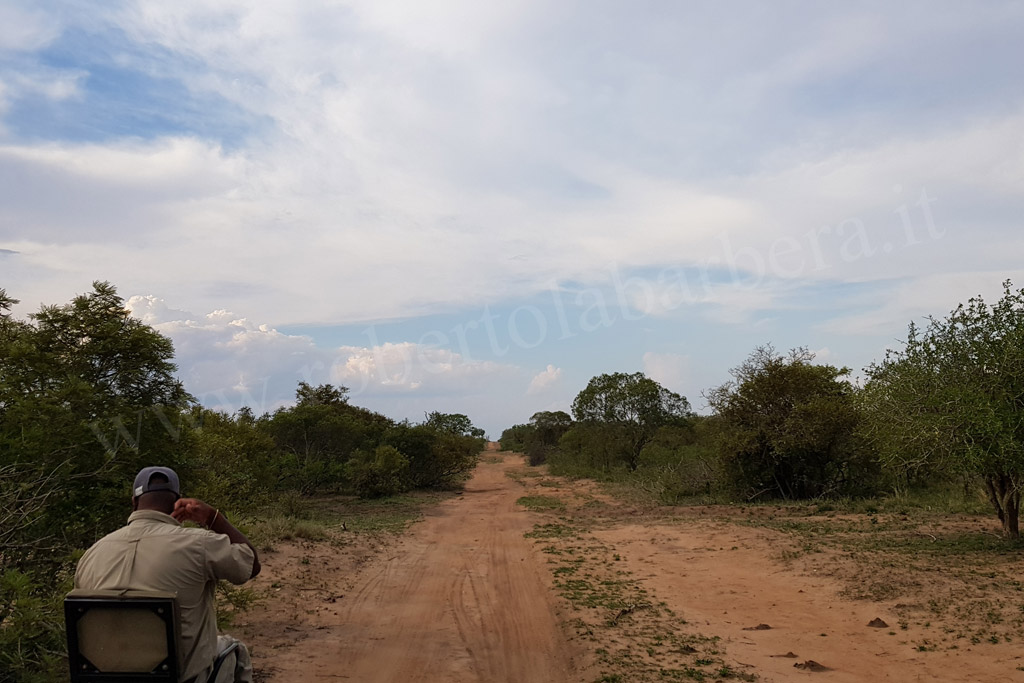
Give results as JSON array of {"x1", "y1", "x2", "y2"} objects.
[
  {"x1": 240, "y1": 452, "x2": 1024, "y2": 682},
  {"x1": 258, "y1": 454, "x2": 590, "y2": 682}
]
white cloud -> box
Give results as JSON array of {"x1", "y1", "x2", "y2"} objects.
[
  {"x1": 0, "y1": 0, "x2": 1022, "y2": 394},
  {"x1": 620, "y1": 267, "x2": 790, "y2": 326},
  {"x1": 0, "y1": 138, "x2": 248, "y2": 246},
  {"x1": 642, "y1": 352, "x2": 690, "y2": 397},
  {"x1": 0, "y1": 4, "x2": 1013, "y2": 328},
  {"x1": 0, "y1": 6, "x2": 62, "y2": 52},
  {"x1": 527, "y1": 364, "x2": 563, "y2": 395},
  {"x1": 811, "y1": 347, "x2": 834, "y2": 363},
  {"x1": 128, "y1": 297, "x2": 322, "y2": 412},
  {"x1": 0, "y1": 67, "x2": 84, "y2": 114},
  {"x1": 820, "y1": 271, "x2": 1024, "y2": 338},
  {"x1": 0, "y1": 138, "x2": 244, "y2": 187},
  {"x1": 127, "y1": 295, "x2": 198, "y2": 325},
  {"x1": 331, "y1": 342, "x2": 511, "y2": 395},
  {"x1": 126, "y1": 295, "x2": 517, "y2": 426}
]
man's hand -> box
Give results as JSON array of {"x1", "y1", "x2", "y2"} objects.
[
  {"x1": 172, "y1": 498, "x2": 215, "y2": 526},
  {"x1": 172, "y1": 497, "x2": 261, "y2": 578}
]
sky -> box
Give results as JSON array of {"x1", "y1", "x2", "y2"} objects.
[{"x1": 1, "y1": 1, "x2": 1023, "y2": 438}]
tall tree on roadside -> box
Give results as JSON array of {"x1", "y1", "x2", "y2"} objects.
[
  {"x1": 422, "y1": 411, "x2": 486, "y2": 439},
  {"x1": 570, "y1": 372, "x2": 692, "y2": 471},
  {"x1": 0, "y1": 281, "x2": 192, "y2": 555},
  {"x1": 862, "y1": 281, "x2": 1024, "y2": 538}
]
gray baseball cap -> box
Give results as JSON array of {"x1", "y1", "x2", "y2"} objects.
[{"x1": 133, "y1": 466, "x2": 181, "y2": 498}]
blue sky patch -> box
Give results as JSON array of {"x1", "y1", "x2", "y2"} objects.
[{"x1": 5, "y1": 26, "x2": 266, "y2": 148}]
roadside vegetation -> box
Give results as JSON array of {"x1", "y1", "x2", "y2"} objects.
[
  {"x1": 502, "y1": 282, "x2": 1024, "y2": 668},
  {"x1": 0, "y1": 282, "x2": 485, "y2": 683},
  {"x1": 502, "y1": 281, "x2": 1024, "y2": 541},
  {"x1": 5, "y1": 278, "x2": 1023, "y2": 681}
]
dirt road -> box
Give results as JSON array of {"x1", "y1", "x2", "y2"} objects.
[
  {"x1": 240, "y1": 452, "x2": 1024, "y2": 682},
  {"x1": 253, "y1": 453, "x2": 590, "y2": 682}
]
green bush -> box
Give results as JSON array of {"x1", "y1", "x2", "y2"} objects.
[
  {"x1": 556, "y1": 423, "x2": 635, "y2": 473},
  {"x1": 635, "y1": 448, "x2": 723, "y2": 504},
  {"x1": 177, "y1": 409, "x2": 279, "y2": 512},
  {"x1": 546, "y1": 448, "x2": 631, "y2": 482},
  {"x1": 382, "y1": 423, "x2": 479, "y2": 490},
  {"x1": 348, "y1": 445, "x2": 411, "y2": 498},
  {"x1": 571, "y1": 372, "x2": 693, "y2": 471},
  {"x1": 861, "y1": 282, "x2": 1024, "y2": 537},
  {"x1": 706, "y1": 346, "x2": 877, "y2": 500},
  {"x1": 264, "y1": 386, "x2": 392, "y2": 493},
  {"x1": 628, "y1": 424, "x2": 724, "y2": 503},
  {"x1": 0, "y1": 569, "x2": 72, "y2": 683},
  {"x1": 498, "y1": 423, "x2": 531, "y2": 452},
  {"x1": 523, "y1": 411, "x2": 572, "y2": 466}
]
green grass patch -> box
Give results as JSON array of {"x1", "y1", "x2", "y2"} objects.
[
  {"x1": 517, "y1": 495, "x2": 567, "y2": 511},
  {"x1": 525, "y1": 510, "x2": 747, "y2": 682},
  {"x1": 248, "y1": 490, "x2": 451, "y2": 547},
  {"x1": 249, "y1": 516, "x2": 331, "y2": 547},
  {"x1": 215, "y1": 582, "x2": 261, "y2": 630},
  {"x1": 343, "y1": 491, "x2": 451, "y2": 533},
  {"x1": 526, "y1": 522, "x2": 577, "y2": 539},
  {"x1": 847, "y1": 531, "x2": 1024, "y2": 557}
]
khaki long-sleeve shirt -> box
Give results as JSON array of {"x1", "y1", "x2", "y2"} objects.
[{"x1": 75, "y1": 510, "x2": 255, "y2": 683}]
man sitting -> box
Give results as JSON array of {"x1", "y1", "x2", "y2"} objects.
[{"x1": 75, "y1": 466, "x2": 261, "y2": 683}]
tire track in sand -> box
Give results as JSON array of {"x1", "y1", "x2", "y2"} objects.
[{"x1": 266, "y1": 453, "x2": 588, "y2": 683}]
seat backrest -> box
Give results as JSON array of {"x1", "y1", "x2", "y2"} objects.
[{"x1": 65, "y1": 589, "x2": 182, "y2": 683}]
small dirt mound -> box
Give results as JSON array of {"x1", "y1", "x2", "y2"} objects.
[
  {"x1": 867, "y1": 618, "x2": 889, "y2": 628},
  {"x1": 742, "y1": 623, "x2": 772, "y2": 631}
]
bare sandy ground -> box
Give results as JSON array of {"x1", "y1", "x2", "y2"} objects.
[
  {"x1": 236, "y1": 452, "x2": 1024, "y2": 682},
  {"x1": 595, "y1": 522, "x2": 1023, "y2": 682},
  {"x1": 237, "y1": 452, "x2": 592, "y2": 682}
]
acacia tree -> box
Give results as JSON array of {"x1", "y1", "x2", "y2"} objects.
[
  {"x1": 862, "y1": 282, "x2": 1024, "y2": 538},
  {"x1": 422, "y1": 411, "x2": 486, "y2": 439},
  {"x1": 706, "y1": 346, "x2": 870, "y2": 500},
  {"x1": 570, "y1": 372, "x2": 692, "y2": 470}
]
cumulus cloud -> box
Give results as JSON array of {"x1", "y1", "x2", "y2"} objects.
[
  {"x1": 527, "y1": 364, "x2": 563, "y2": 395},
  {"x1": 331, "y1": 342, "x2": 512, "y2": 395},
  {"x1": 126, "y1": 295, "x2": 518, "y2": 423}
]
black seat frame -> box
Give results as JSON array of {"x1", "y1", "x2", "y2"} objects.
[{"x1": 65, "y1": 591, "x2": 237, "y2": 683}]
